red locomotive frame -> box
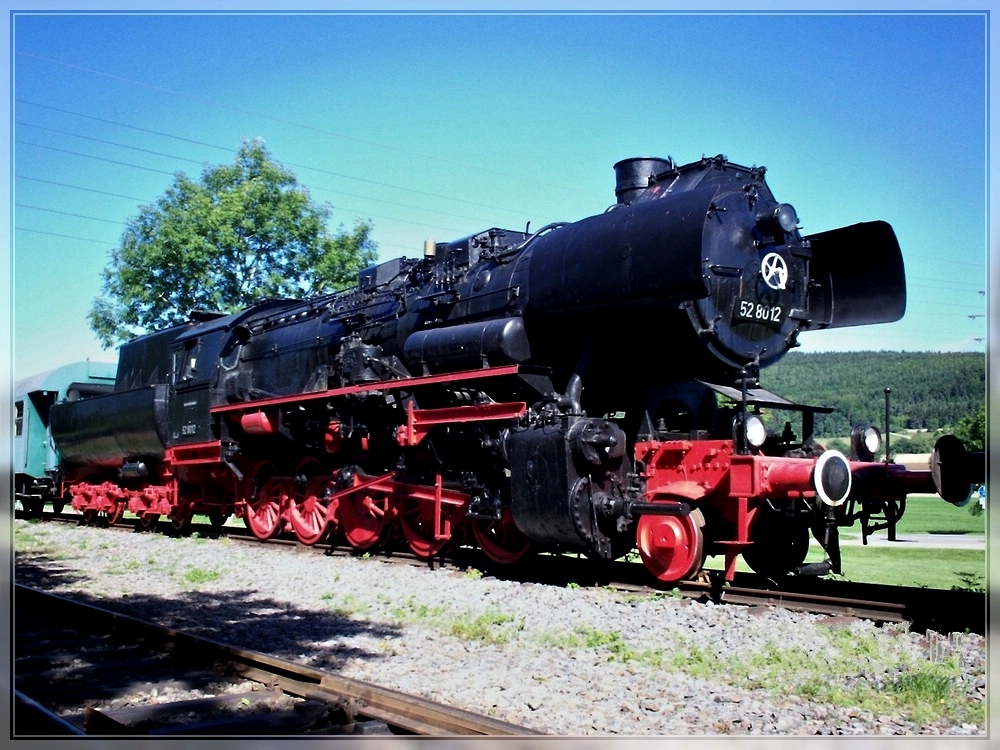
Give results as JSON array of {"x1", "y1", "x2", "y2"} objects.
[{"x1": 62, "y1": 364, "x2": 957, "y2": 585}]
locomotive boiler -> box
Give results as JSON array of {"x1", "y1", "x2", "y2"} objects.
[{"x1": 48, "y1": 154, "x2": 980, "y2": 584}]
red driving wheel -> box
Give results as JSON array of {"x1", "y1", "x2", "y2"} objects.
[
  {"x1": 399, "y1": 493, "x2": 464, "y2": 559},
  {"x1": 244, "y1": 462, "x2": 286, "y2": 541},
  {"x1": 636, "y1": 509, "x2": 705, "y2": 584},
  {"x1": 288, "y1": 457, "x2": 332, "y2": 546},
  {"x1": 340, "y1": 483, "x2": 395, "y2": 551},
  {"x1": 471, "y1": 506, "x2": 532, "y2": 566},
  {"x1": 107, "y1": 500, "x2": 125, "y2": 526}
]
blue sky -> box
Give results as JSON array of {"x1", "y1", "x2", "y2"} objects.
[{"x1": 5, "y1": 7, "x2": 991, "y2": 382}]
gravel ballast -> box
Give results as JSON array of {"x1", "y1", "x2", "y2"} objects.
[{"x1": 12, "y1": 518, "x2": 986, "y2": 736}]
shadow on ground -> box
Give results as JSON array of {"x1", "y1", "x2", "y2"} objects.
[{"x1": 14, "y1": 554, "x2": 405, "y2": 674}]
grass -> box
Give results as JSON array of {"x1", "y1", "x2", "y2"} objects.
[
  {"x1": 831, "y1": 494, "x2": 985, "y2": 589},
  {"x1": 321, "y1": 591, "x2": 370, "y2": 619},
  {"x1": 620, "y1": 591, "x2": 671, "y2": 605},
  {"x1": 105, "y1": 559, "x2": 142, "y2": 575},
  {"x1": 892, "y1": 494, "x2": 984, "y2": 535},
  {"x1": 180, "y1": 567, "x2": 223, "y2": 586},
  {"x1": 701, "y1": 547, "x2": 985, "y2": 589},
  {"x1": 667, "y1": 628, "x2": 983, "y2": 728},
  {"x1": 705, "y1": 494, "x2": 985, "y2": 590},
  {"x1": 380, "y1": 595, "x2": 525, "y2": 644},
  {"x1": 835, "y1": 546, "x2": 985, "y2": 590},
  {"x1": 13, "y1": 523, "x2": 46, "y2": 551},
  {"x1": 533, "y1": 621, "x2": 983, "y2": 728},
  {"x1": 447, "y1": 611, "x2": 524, "y2": 644},
  {"x1": 539, "y1": 626, "x2": 665, "y2": 666}
]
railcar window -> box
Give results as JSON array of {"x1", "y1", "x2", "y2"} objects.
[{"x1": 15, "y1": 400, "x2": 23, "y2": 436}]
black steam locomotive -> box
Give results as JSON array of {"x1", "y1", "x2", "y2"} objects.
[{"x1": 48, "y1": 154, "x2": 979, "y2": 583}]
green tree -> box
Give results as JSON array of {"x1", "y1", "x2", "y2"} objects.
[
  {"x1": 954, "y1": 404, "x2": 986, "y2": 451},
  {"x1": 89, "y1": 138, "x2": 377, "y2": 348}
]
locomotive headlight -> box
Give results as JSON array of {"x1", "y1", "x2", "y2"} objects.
[
  {"x1": 851, "y1": 424, "x2": 882, "y2": 462},
  {"x1": 745, "y1": 415, "x2": 767, "y2": 447},
  {"x1": 756, "y1": 203, "x2": 799, "y2": 236},
  {"x1": 734, "y1": 413, "x2": 768, "y2": 448},
  {"x1": 775, "y1": 203, "x2": 798, "y2": 232}
]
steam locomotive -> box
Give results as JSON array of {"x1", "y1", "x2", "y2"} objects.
[{"x1": 40, "y1": 154, "x2": 981, "y2": 584}]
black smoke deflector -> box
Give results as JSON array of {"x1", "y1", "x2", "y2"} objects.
[{"x1": 803, "y1": 220, "x2": 906, "y2": 329}]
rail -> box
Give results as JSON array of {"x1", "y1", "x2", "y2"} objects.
[{"x1": 13, "y1": 584, "x2": 539, "y2": 737}]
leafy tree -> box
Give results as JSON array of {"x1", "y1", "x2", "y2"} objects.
[
  {"x1": 954, "y1": 405, "x2": 986, "y2": 452},
  {"x1": 89, "y1": 138, "x2": 377, "y2": 348}
]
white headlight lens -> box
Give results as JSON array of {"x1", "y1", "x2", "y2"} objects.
[
  {"x1": 775, "y1": 203, "x2": 798, "y2": 232},
  {"x1": 851, "y1": 423, "x2": 882, "y2": 460},
  {"x1": 745, "y1": 415, "x2": 767, "y2": 447},
  {"x1": 863, "y1": 426, "x2": 881, "y2": 454}
]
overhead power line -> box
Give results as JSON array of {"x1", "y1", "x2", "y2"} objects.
[
  {"x1": 16, "y1": 99, "x2": 554, "y2": 223},
  {"x1": 17, "y1": 98, "x2": 233, "y2": 152},
  {"x1": 18, "y1": 140, "x2": 178, "y2": 177},
  {"x1": 15, "y1": 121, "x2": 511, "y2": 239},
  {"x1": 16, "y1": 227, "x2": 114, "y2": 246},
  {"x1": 17, "y1": 121, "x2": 211, "y2": 167},
  {"x1": 16, "y1": 203, "x2": 127, "y2": 225},
  {"x1": 17, "y1": 175, "x2": 150, "y2": 203},
  {"x1": 14, "y1": 54, "x2": 602, "y2": 200}
]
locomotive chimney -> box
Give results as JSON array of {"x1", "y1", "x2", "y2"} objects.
[{"x1": 613, "y1": 156, "x2": 674, "y2": 205}]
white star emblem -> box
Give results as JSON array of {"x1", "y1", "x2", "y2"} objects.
[{"x1": 761, "y1": 252, "x2": 788, "y2": 290}]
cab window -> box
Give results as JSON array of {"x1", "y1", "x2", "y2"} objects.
[{"x1": 173, "y1": 340, "x2": 202, "y2": 383}]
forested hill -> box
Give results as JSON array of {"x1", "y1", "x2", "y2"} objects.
[{"x1": 760, "y1": 351, "x2": 985, "y2": 437}]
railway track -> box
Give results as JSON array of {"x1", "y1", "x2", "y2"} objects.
[
  {"x1": 674, "y1": 575, "x2": 985, "y2": 634},
  {"x1": 13, "y1": 584, "x2": 539, "y2": 738},
  {"x1": 21, "y1": 509, "x2": 986, "y2": 635},
  {"x1": 491, "y1": 556, "x2": 985, "y2": 636}
]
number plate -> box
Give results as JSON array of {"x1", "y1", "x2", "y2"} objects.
[{"x1": 734, "y1": 298, "x2": 785, "y2": 325}]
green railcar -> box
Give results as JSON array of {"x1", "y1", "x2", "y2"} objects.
[{"x1": 14, "y1": 361, "x2": 117, "y2": 514}]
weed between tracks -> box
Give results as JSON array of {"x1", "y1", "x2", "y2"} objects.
[
  {"x1": 539, "y1": 626, "x2": 665, "y2": 666},
  {"x1": 531, "y1": 620, "x2": 981, "y2": 728},
  {"x1": 388, "y1": 595, "x2": 525, "y2": 645},
  {"x1": 548, "y1": 622, "x2": 982, "y2": 729},
  {"x1": 180, "y1": 566, "x2": 224, "y2": 587},
  {"x1": 13, "y1": 522, "x2": 46, "y2": 551},
  {"x1": 319, "y1": 591, "x2": 526, "y2": 646},
  {"x1": 321, "y1": 591, "x2": 370, "y2": 620},
  {"x1": 447, "y1": 611, "x2": 524, "y2": 643}
]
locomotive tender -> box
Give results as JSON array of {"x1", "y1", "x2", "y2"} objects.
[{"x1": 45, "y1": 154, "x2": 979, "y2": 583}]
